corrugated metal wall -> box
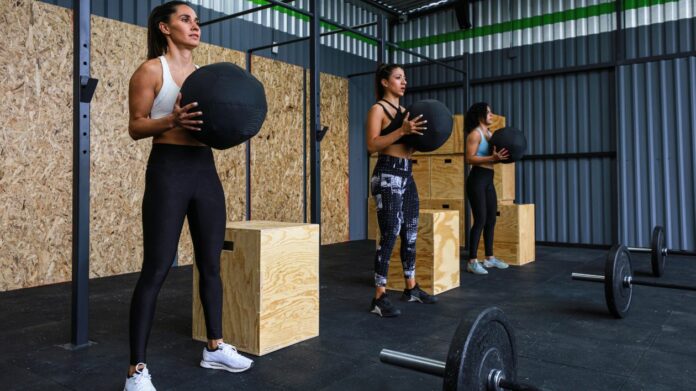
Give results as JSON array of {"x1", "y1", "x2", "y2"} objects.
[
  {"x1": 380, "y1": 1, "x2": 696, "y2": 249},
  {"x1": 471, "y1": 68, "x2": 616, "y2": 245},
  {"x1": 617, "y1": 57, "x2": 696, "y2": 250},
  {"x1": 393, "y1": 0, "x2": 694, "y2": 63},
  {"x1": 623, "y1": 2, "x2": 696, "y2": 59},
  {"x1": 42, "y1": 0, "x2": 378, "y2": 76},
  {"x1": 348, "y1": 74, "x2": 374, "y2": 240}
]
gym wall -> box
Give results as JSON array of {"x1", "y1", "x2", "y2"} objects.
[
  {"x1": 1, "y1": 1, "x2": 349, "y2": 291},
  {"x1": 351, "y1": 1, "x2": 696, "y2": 250}
]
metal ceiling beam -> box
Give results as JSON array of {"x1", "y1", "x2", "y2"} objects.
[
  {"x1": 357, "y1": 0, "x2": 402, "y2": 16},
  {"x1": 407, "y1": 0, "x2": 457, "y2": 19}
]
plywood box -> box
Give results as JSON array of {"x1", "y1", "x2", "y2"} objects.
[
  {"x1": 452, "y1": 114, "x2": 466, "y2": 153},
  {"x1": 475, "y1": 204, "x2": 535, "y2": 265},
  {"x1": 384, "y1": 210, "x2": 460, "y2": 295},
  {"x1": 193, "y1": 221, "x2": 319, "y2": 356},
  {"x1": 490, "y1": 114, "x2": 506, "y2": 132},
  {"x1": 494, "y1": 163, "x2": 516, "y2": 203},
  {"x1": 430, "y1": 198, "x2": 466, "y2": 246},
  {"x1": 430, "y1": 155, "x2": 465, "y2": 199},
  {"x1": 369, "y1": 155, "x2": 378, "y2": 186},
  {"x1": 411, "y1": 156, "x2": 431, "y2": 199},
  {"x1": 367, "y1": 197, "x2": 378, "y2": 240}
]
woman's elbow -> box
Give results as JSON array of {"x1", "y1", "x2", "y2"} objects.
[
  {"x1": 128, "y1": 125, "x2": 143, "y2": 141},
  {"x1": 366, "y1": 143, "x2": 380, "y2": 155}
]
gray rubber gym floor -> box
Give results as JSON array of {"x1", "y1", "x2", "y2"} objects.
[{"x1": 2, "y1": 241, "x2": 695, "y2": 390}]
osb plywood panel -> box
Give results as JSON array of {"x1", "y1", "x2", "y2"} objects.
[
  {"x1": 250, "y1": 56, "x2": 305, "y2": 224},
  {"x1": 193, "y1": 43, "x2": 247, "y2": 243},
  {"x1": 91, "y1": 15, "x2": 248, "y2": 274},
  {"x1": 305, "y1": 73, "x2": 350, "y2": 244},
  {"x1": 90, "y1": 14, "x2": 158, "y2": 277},
  {"x1": 1, "y1": 1, "x2": 348, "y2": 291},
  {"x1": 1, "y1": 1, "x2": 245, "y2": 290},
  {"x1": 0, "y1": 1, "x2": 73, "y2": 291}
]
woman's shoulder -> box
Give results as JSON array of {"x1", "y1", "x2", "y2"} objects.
[
  {"x1": 133, "y1": 58, "x2": 162, "y2": 78},
  {"x1": 467, "y1": 128, "x2": 482, "y2": 141},
  {"x1": 369, "y1": 103, "x2": 387, "y2": 114}
]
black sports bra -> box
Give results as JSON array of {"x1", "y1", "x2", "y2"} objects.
[{"x1": 376, "y1": 99, "x2": 407, "y2": 145}]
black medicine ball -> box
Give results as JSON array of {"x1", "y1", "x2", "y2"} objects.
[
  {"x1": 490, "y1": 127, "x2": 527, "y2": 163},
  {"x1": 180, "y1": 62, "x2": 267, "y2": 150},
  {"x1": 401, "y1": 99, "x2": 453, "y2": 152}
]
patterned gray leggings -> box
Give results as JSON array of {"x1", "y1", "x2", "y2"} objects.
[{"x1": 371, "y1": 155, "x2": 420, "y2": 287}]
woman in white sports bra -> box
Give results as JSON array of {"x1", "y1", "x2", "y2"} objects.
[{"x1": 124, "y1": 2, "x2": 252, "y2": 390}]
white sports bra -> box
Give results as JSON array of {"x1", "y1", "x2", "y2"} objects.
[{"x1": 150, "y1": 56, "x2": 198, "y2": 119}]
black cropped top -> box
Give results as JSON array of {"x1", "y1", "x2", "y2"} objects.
[{"x1": 377, "y1": 99, "x2": 407, "y2": 145}]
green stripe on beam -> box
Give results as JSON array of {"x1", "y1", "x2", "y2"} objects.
[{"x1": 238, "y1": 0, "x2": 679, "y2": 50}]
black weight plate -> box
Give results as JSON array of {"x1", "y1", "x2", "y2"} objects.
[
  {"x1": 651, "y1": 226, "x2": 666, "y2": 277},
  {"x1": 443, "y1": 307, "x2": 516, "y2": 391},
  {"x1": 604, "y1": 245, "x2": 633, "y2": 318}
]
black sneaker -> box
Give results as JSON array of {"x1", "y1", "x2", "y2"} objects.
[
  {"x1": 370, "y1": 293, "x2": 401, "y2": 317},
  {"x1": 401, "y1": 284, "x2": 438, "y2": 304}
]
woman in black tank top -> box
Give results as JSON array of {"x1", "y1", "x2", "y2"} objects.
[{"x1": 365, "y1": 64, "x2": 437, "y2": 318}]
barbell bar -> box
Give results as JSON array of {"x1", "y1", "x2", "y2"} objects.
[
  {"x1": 572, "y1": 244, "x2": 696, "y2": 318},
  {"x1": 625, "y1": 226, "x2": 696, "y2": 277},
  {"x1": 379, "y1": 307, "x2": 544, "y2": 391}
]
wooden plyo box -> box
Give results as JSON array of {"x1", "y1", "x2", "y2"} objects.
[
  {"x1": 411, "y1": 156, "x2": 431, "y2": 199},
  {"x1": 494, "y1": 163, "x2": 516, "y2": 204},
  {"x1": 475, "y1": 204, "x2": 535, "y2": 265},
  {"x1": 430, "y1": 155, "x2": 465, "y2": 199},
  {"x1": 381, "y1": 209, "x2": 460, "y2": 295},
  {"x1": 193, "y1": 221, "x2": 320, "y2": 356},
  {"x1": 429, "y1": 199, "x2": 466, "y2": 247}
]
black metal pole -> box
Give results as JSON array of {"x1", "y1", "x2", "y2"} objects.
[
  {"x1": 260, "y1": 0, "x2": 313, "y2": 17},
  {"x1": 71, "y1": 0, "x2": 91, "y2": 349},
  {"x1": 379, "y1": 349, "x2": 446, "y2": 377},
  {"x1": 377, "y1": 14, "x2": 387, "y2": 64},
  {"x1": 245, "y1": 51, "x2": 253, "y2": 220},
  {"x1": 613, "y1": 0, "x2": 623, "y2": 246},
  {"x1": 385, "y1": 42, "x2": 464, "y2": 74},
  {"x1": 199, "y1": 0, "x2": 295, "y2": 27},
  {"x1": 631, "y1": 278, "x2": 696, "y2": 292},
  {"x1": 463, "y1": 52, "x2": 471, "y2": 252},
  {"x1": 248, "y1": 21, "x2": 377, "y2": 54},
  {"x1": 572, "y1": 273, "x2": 696, "y2": 292},
  {"x1": 309, "y1": 0, "x2": 321, "y2": 228}
]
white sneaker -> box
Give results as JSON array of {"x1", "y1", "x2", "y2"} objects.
[
  {"x1": 466, "y1": 261, "x2": 488, "y2": 275},
  {"x1": 483, "y1": 257, "x2": 509, "y2": 269},
  {"x1": 124, "y1": 363, "x2": 156, "y2": 391},
  {"x1": 200, "y1": 342, "x2": 254, "y2": 373}
]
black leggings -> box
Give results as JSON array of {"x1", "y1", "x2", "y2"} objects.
[
  {"x1": 466, "y1": 166, "x2": 497, "y2": 260},
  {"x1": 129, "y1": 144, "x2": 226, "y2": 365}
]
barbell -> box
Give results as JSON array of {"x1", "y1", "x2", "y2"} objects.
[
  {"x1": 379, "y1": 307, "x2": 543, "y2": 391},
  {"x1": 571, "y1": 244, "x2": 696, "y2": 318},
  {"x1": 626, "y1": 225, "x2": 696, "y2": 277}
]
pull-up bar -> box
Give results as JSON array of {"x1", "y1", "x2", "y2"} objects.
[
  {"x1": 199, "y1": 0, "x2": 296, "y2": 27},
  {"x1": 248, "y1": 21, "x2": 378, "y2": 53},
  {"x1": 201, "y1": 1, "x2": 462, "y2": 76}
]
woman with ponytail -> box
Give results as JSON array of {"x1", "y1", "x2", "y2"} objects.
[
  {"x1": 124, "y1": 2, "x2": 252, "y2": 389},
  {"x1": 463, "y1": 102, "x2": 509, "y2": 276},
  {"x1": 365, "y1": 63, "x2": 438, "y2": 318}
]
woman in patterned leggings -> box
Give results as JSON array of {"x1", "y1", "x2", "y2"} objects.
[{"x1": 365, "y1": 63, "x2": 438, "y2": 317}]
